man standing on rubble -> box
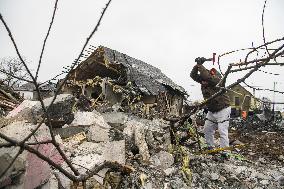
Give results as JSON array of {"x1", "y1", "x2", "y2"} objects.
[{"x1": 190, "y1": 57, "x2": 231, "y2": 153}]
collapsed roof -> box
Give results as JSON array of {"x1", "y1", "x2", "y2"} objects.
[{"x1": 69, "y1": 46, "x2": 186, "y2": 96}]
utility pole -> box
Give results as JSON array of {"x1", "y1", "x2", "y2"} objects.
[
  {"x1": 253, "y1": 88, "x2": 256, "y2": 109},
  {"x1": 272, "y1": 82, "x2": 276, "y2": 121}
]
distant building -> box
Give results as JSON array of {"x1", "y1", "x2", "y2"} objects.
[
  {"x1": 14, "y1": 82, "x2": 56, "y2": 100},
  {"x1": 61, "y1": 46, "x2": 187, "y2": 117},
  {"x1": 226, "y1": 84, "x2": 260, "y2": 117},
  {"x1": 14, "y1": 83, "x2": 35, "y2": 100}
]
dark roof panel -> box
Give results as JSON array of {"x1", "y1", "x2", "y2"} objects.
[{"x1": 102, "y1": 46, "x2": 186, "y2": 95}]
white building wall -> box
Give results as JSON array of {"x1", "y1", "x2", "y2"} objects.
[{"x1": 18, "y1": 91, "x2": 34, "y2": 100}]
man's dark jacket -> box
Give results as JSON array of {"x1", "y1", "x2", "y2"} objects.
[{"x1": 190, "y1": 65, "x2": 230, "y2": 113}]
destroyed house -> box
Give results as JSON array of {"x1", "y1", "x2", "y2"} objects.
[{"x1": 62, "y1": 46, "x2": 187, "y2": 117}]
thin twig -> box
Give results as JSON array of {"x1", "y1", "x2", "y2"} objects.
[
  {"x1": 0, "y1": 140, "x2": 54, "y2": 148},
  {"x1": 0, "y1": 132, "x2": 78, "y2": 181},
  {"x1": 262, "y1": 0, "x2": 270, "y2": 56},
  {"x1": 0, "y1": 68, "x2": 33, "y2": 83},
  {"x1": 35, "y1": 0, "x2": 59, "y2": 80},
  {"x1": 1, "y1": 9, "x2": 80, "y2": 176},
  {"x1": 0, "y1": 0, "x2": 113, "y2": 182}
]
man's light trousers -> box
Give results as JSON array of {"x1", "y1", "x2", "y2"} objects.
[{"x1": 204, "y1": 106, "x2": 231, "y2": 148}]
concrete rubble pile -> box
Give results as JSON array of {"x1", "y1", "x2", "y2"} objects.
[
  {"x1": 190, "y1": 154, "x2": 284, "y2": 188},
  {"x1": 1, "y1": 93, "x2": 284, "y2": 188},
  {"x1": 0, "y1": 94, "x2": 180, "y2": 188}
]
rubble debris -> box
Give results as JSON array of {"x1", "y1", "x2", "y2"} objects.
[
  {"x1": 0, "y1": 121, "x2": 51, "y2": 143},
  {"x1": 190, "y1": 154, "x2": 284, "y2": 188},
  {"x1": 71, "y1": 110, "x2": 112, "y2": 143},
  {"x1": 0, "y1": 91, "x2": 283, "y2": 189},
  {"x1": 42, "y1": 94, "x2": 75, "y2": 127},
  {"x1": 102, "y1": 111, "x2": 128, "y2": 128},
  {"x1": 5, "y1": 100, "x2": 40, "y2": 123},
  {"x1": 124, "y1": 119, "x2": 151, "y2": 162},
  {"x1": 0, "y1": 82, "x2": 23, "y2": 114},
  {"x1": 0, "y1": 147, "x2": 26, "y2": 188},
  {"x1": 149, "y1": 151, "x2": 174, "y2": 170},
  {"x1": 87, "y1": 122, "x2": 110, "y2": 142},
  {"x1": 75, "y1": 94, "x2": 92, "y2": 112},
  {"x1": 231, "y1": 130, "x2": 284, "y2": 163},
  {"x1": 53, "y1": 127, "x2": 86, "y2": 139},
  {"x1": 6, "y1": 94, "x2": 75, "y2": 127},
  {"x1": 70, "y1": 110, "x2": 106, "y2": 127},
  {"x1": 0, "y1": 121, "x2": 63, "y2": 189},
  {"x1": 23, "y1": 143, "x2": 64, "y2": 189}
]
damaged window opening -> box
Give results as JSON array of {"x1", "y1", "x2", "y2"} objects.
[
  {"x1": 90, "y1": 86, "x2": 102, "y2": 99},
  {"x1": 235, "y1": 96, "x2": 240, "y2": 106}
]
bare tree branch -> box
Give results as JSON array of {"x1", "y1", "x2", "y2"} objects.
[
  {"x1": 0, "y1": 0, "x2": 114, "y2": 182},
  {"x1": 0, "y1": 7, "x2": 81, "y2": 177},
  {"x1": 35, "y1": 0, "x2": 59, "y2": 80},
  {"x1": 0, "y1": 57, "x2": 32, "y2": 87},
  {"x1": 1, "y1": 0, "x2": 283, "y2": 186},
  {"x1": 262, "y1": 0, "x2": 270, "y2": 56},
  {"x1": 0, "y1": 132, "x2": 77, "y2": 181}
]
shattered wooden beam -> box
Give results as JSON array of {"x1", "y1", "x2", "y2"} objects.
[
  {"x1": 0, "y1": 88, "x2": 19, "y2": 104},
  {"x1": 0, "y1": 100, "x2": 16, "y2": 109}
]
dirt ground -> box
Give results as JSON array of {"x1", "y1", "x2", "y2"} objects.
[{"x1": 230, "y1": 129, "x2": 284, "y2": 164}]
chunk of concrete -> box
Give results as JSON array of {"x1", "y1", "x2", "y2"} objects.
[
  {"x1": 0, "y1": 121, "x2": 51, "y2": 143},
  {"x1": 7, "y1": 94, "x2": 75, "y2": 127},
  {"x1": 6, "y1": 100, "x2": 40, "y2": 123},
  {"x1": 210, "y1": 172, "x2": 220, "y2": 180},
  {"x1": 0, "y1": 147, "x2": 27, "y2": 188},
  {"x1": 71, "y1": 140, "x2": 125, "y2": 173},
  {"x1": 102, "y1": 112, "x2": 128, "y2": 129},
  {"x1": 70, "y1": 111, "x2": 107, "y2": 127},
  {"x1": 42, "y1": 94, "x2": 75, "y2": 127},
  {"x1": 70, "y1": 140, "x2": 125, "y2": 186},
  {"x1": 53, "y1": 126, "x2": 86, "y2": 139},
  {"x1": 72, "y1": 111, "x2": 111, "y2": 142},
  {"x1": 0, "y1": 121, "x2": 64, "y2": 189},
  {"x1": 39, "y1": 174, "x2": 59, "y2": 189},
  {"x1": 0, "y1": 142, "x2": 64, "y2": 189},
  {"x1": 150, "y1": 151, "x2": 174, "y2": 170},
  {"x1": 164, "y1": 167, "x2": 177, "y2": 176},
  {"x1": 87, "y1": 123, "x2": 110, "y2": 143},
  {"x1": 124, "y1": 119, "x2": 150, "y2": 162}
]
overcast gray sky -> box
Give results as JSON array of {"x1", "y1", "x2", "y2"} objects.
[{"x1": 0, "y1": 0, "x2": 283, "y2": 109}]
